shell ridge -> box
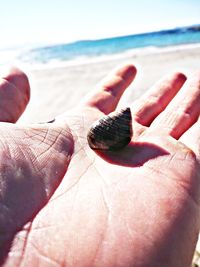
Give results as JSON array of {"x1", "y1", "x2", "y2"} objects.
[{"x1": 87, "y1": 107, "x2": 132, "y2": 150}]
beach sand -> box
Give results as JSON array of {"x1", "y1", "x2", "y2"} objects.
[
  {"x1": 19, "y1": 43, "x2": 200, "y2": 124},
  {"x1": 18, "y1": 44, "x2": 200, "y2": 266}
]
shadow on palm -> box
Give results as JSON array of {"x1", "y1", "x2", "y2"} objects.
[{"x1": 96, "y1": 141, "x2": 169, "y2": 167}]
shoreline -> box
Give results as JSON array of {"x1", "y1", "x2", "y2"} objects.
[
  {"x1": 19, "y1": 43, "x2": 200, "y2": 124},
  {"x1": 17, "y1": 42, "x2": 200, "y2": 71}
]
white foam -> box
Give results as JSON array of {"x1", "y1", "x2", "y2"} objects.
[{"x1": 1, "y1": 42, "x2": 200, "y2": 71}]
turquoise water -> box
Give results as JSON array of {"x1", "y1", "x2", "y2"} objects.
[{"x1": 19, "y1": 25, "x2": 200, "y2": 65}]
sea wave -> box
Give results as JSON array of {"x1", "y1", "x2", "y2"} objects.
[
  {"x1": 8, "y1": 42, "x2": 200, "y2": 71},
  {"x1": 1, "y1": 25, "x2": 200, "y2": 70}
]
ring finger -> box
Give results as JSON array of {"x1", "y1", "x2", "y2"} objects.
[{"x1": 151, "y1": 72, "x2": 200, "y2": 139}]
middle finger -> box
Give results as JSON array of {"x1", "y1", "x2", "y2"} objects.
[{"x1": 131, "y1": 72, "x2": 186, "y2": 126}]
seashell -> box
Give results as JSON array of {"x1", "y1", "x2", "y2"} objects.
[{"x1": 87, "y1": 107, "x2": 132, "y2": 151}]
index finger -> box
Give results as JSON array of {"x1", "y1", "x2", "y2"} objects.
[{"x1": 81, "y1": 64, "x2": 137, "y2": 114}]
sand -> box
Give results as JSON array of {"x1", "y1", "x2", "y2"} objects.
[{"x1": 18, "y1": 43, "x2": 200, "y2": 124}]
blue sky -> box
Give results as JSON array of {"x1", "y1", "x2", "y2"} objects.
[{"x1": 0, "y1": 0, "x2": 199, "y2": 48}]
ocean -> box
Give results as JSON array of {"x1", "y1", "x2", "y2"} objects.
[{"x1": 1, "y1": 25, "x2": 200, "y2": 69}]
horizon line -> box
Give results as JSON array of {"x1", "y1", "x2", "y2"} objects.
[{"x1": 1, "y1": 22, "x2": 199, "y2": 51}]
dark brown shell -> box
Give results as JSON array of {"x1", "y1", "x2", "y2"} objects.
[{"x1": 87, "y1": 107, "x2": 132, "y2": 151}]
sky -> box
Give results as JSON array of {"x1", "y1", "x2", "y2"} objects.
[{"x1": 0, "y1": 0, "x2": 199, "y2": 49}]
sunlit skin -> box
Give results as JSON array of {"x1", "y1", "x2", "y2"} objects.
[{"x1": 0, "y1": 65, "x2": 200, "y2": 267}]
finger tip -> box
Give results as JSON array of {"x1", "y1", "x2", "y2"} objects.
[
  {"x1": 164, "y1": 71, "x2": 187, "y2": 88},
  {"x1": 174, "y1": 71, "x2": 187, "y2": 83},
  {"x1": 117, "y1": 63, "x2": 137, "y2": 79},
  {"x1": 2, "y1": 66, "x2": 30, "y2": 101},
  {"x1": 0, "y1": 66, "x2": 31, "y2": 122},
  {"x1": 123, "y1": 63, "x2": 137, "y2": 73}
]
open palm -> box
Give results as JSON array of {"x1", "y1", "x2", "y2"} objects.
[{"x1": 1, "y1": 65, "x2": 200, "y2": 267}]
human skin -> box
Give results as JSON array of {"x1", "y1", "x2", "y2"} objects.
[{"x1": 0, "y1": 65, "x2": 200, "y2": 267}]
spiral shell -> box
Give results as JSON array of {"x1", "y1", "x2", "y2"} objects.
[{"x1": 87, "y1": 107, "x2": 132, "y2": 151}]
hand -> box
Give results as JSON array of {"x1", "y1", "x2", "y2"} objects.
[{"x1": 0, "y1": 65, "x2": 200, "y2": 267}]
